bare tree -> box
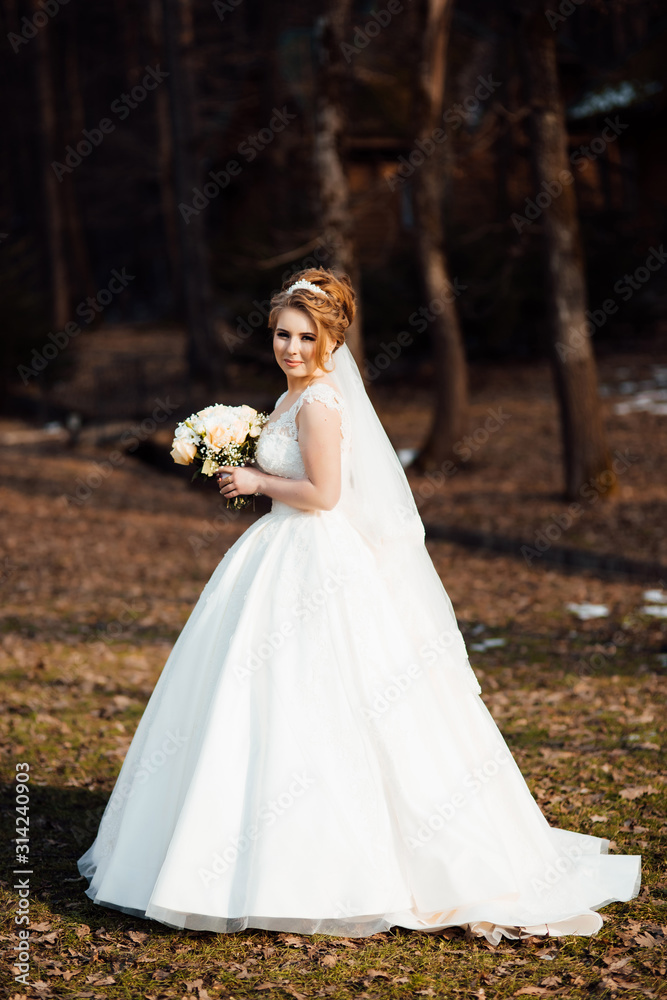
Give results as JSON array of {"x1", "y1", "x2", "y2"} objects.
[
  {"x1": 64, "y1": 11, "x2": 96, "y2": 301},
  {"x1": 149, "y1": 0, "x2": 181, "y2": 298},
  {"x1": 515, "y1": 1, "x2": 612, "y2": 499},
  {"x1": 162, "y1": 0, "x2": 224, "y2": 387},
  {"x1": 411, "y1": 0, "x2": 469, "y2": 472},
  {"x1": 313, "y1": 1, "x2": 364, "y2": 368},
  {"x1": 33, "y1": 0, "x2": 69, "y2": 330}
]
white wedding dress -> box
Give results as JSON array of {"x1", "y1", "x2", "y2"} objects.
[{"x1": 78, "y1": 382, "x2": 641, "y2": 945}]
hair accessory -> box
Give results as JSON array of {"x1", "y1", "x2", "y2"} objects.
[{"x1": 286, "y1": 279, "x2": 327, "y2": 298}]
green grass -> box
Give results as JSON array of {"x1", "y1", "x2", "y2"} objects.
[{"x1": 1, "y1": 631, "x2": 665, "y2": 1000}]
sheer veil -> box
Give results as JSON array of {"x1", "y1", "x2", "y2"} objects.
[
  {"x1": 327, "y1": 343, "x2": 424, "y2": 550},
  {"x1": 327, "y1": 342, "x2": 482, "y2": 696}
]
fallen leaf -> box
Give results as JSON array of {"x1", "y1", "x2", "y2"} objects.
[
  {"x1": 280, "y1": 934, "x2": 305, "y2": 947},
  {"x1": 127, "y1": 930, "x2": 148, "y2": 944},
  {"x1": 36, "y1": 932, "x2": 59, "y2": 944},
  {"x1": 636, "y1": 932, "x2": 658, "y2": 948},
  {"x1": 619, "y1": 785, "x2": 659, "y2": 799},
  {"x1": 283, "y1": 988, "x2": 306, "y2": 1000}
]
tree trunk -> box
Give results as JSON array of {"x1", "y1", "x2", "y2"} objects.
[
  {"x1": 34, "y1": 0, "x2": 69, "y2": 330},
  {"x1": 64, "y1": 14, "x2": 96, "y2": 301},
  {"x1": 515, "y1": 2, "x2": 611, "y2": 500},
  {"x1": 312, "y1": 2, "x2": 364, "y2": 369},
  {"x1": 411, "y1": 0, "x2": 468, "y2": 472},
  {"x1": 149, "y1": 0, "x2": 181, "y2": 301},
  {"x1": 116, "y1": 0, "x2": 142, "y2": 86},
  {"x1": 162, "y1": 0, "x2": 224, "y2": 388}
]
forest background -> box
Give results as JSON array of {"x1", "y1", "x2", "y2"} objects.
[{"x1": 0, "y1": 1, "x2": 666, "y2": 998}]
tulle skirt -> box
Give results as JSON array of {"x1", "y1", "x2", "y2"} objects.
[{"x1": 78, "y1": 502, "x2": 641, "y2": 944}]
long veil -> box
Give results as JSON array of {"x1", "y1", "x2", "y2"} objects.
[{"x1": 327, "y1": 343, "x2": 482, "y2": 696}]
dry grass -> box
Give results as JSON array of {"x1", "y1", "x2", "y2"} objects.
[{"x1": 0, "y1": 352, "x2": 665, "y2": 999}]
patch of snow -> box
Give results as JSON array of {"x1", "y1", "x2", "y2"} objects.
[
  {"x1": 566, "y1": 602, "x2": 609, "y2": 620},
  {"x1": 612, "y1": 388, "x2": 667, "y2": 416},
  {"x1": 470, "y1": 637, "x2": 507, "y2": 652},
  {"x1": 643, "y1": 589, "x2": 667, "y2": 604},
  {"x1": 640, "y1": 605, "x2": 667, "y2": 618}
]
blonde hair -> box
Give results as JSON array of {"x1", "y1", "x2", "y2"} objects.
[{"x1": 268, "y1": 267, "x2": 356, "y2": 373}]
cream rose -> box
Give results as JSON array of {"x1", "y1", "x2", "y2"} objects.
[
  {"x1": 170, "y1": 438, "x2": 197, "y2": 465},
  {"x1": 207, "y1": 424, "x2": 233, "y2": 449},
  {"x1": 229, "y1": 419, "x2": 247, "y2": 445}
]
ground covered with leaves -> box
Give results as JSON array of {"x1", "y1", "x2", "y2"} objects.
[{"x1": 0, "y1": 352, "x2": 665, "y2": 999}]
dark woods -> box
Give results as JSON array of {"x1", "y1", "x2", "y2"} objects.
[{"x1": 1, "y1": 0, "x2": 666, "y2": 497}]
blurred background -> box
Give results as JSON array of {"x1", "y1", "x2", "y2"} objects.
[
  {"x1": 1, "y1": 0, "x2": 666, "y2": 581},
  {"x1": 1, "y1": 6, "x2": 666, "y2": 977}
]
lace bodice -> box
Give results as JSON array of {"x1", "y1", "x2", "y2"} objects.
[{"x1": 254, "y1": 383, "x2": 350, "y2": 514}]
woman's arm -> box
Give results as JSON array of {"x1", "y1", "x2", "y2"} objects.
[{"x1": 217, "y1": 399, "x2": 342, "y2": 511}]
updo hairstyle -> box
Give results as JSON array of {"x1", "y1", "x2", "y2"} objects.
[{"x1": 268, "y1": 268, "x2": 356, "y2": 373}]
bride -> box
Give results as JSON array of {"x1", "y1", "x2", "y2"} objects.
[{"x1": 78, "y1": 267, "x2": 641, "y2": 945}]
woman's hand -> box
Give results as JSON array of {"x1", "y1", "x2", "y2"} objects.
[{"x1": 215, "y1": 465, "x2": 264, "y2": 499}]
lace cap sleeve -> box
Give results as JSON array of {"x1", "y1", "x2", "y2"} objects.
[
  {"x1": 294, "y1": 383, "x2": 343, "y2": 419},
  {"x1": 294, "y1": 383, "x2": 349, "y2": 444}
]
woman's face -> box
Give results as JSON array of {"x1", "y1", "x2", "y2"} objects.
[{"x1": 273, "y1": 306, "x2": 330, "y2": 378}]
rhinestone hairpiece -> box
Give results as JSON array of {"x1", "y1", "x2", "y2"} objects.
[{"x1": 285, "y1": 279, "x2": 327, "y2": 298}]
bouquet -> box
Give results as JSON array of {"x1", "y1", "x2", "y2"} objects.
[{"x1": 170, "y1": 403, "x2": 269, "y2": 509}]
